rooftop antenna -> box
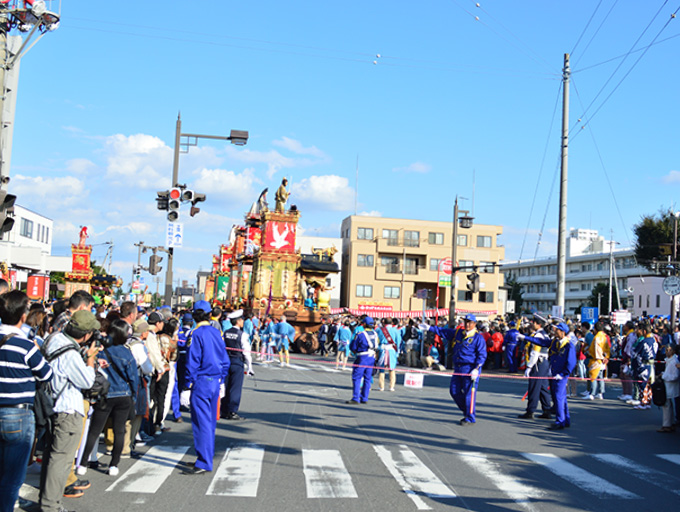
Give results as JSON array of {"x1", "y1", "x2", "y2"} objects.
[{"x1": 354, "y1": 154, "x2": 359, "y2": 215}]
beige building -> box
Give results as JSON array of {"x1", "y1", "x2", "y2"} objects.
[{"x1": 340, "y1": 215, "x2": 505, "y2": 318}]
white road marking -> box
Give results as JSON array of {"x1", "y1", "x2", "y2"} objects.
[
  {"x1": 458, "y1": 451, "x2": 543, "y2": 511},
  {"x1": 522, "y1": 453, "x2": 639, "y2": 499},
  {"x1": 657, "y1": 454, "x2": 680, "y2": 466},
  {"x1": 106, "y1": 445, "x2": 189, "y2": 493},
  {"x1": 302, "y1": 449, "x2": 358, "y2": 498},
  {"x1": 374, "y1": 444, "x2": 456, "y2": 510},
  {"x1": 592, "y1": 454, "x2": 680, "y2": 495},
  {"x1": 207, "y1": 444, "x2": 265, "y2": 497}
]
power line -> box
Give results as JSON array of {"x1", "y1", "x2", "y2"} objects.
[
  {"x1": 570, "y1": 0, "x2": 604, "y2": 56},
  {"x1": 572, "y1": 0, "x2": 621, "y2": 67}
]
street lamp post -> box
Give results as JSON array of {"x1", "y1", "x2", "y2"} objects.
[
  {"x1": 448, "y1": 196, "x2": 473, "y2": 326},
  {"x1": 164, "y1": 113, "x2": 248, "y2": 306}
]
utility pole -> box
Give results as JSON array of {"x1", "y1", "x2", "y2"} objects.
[
  {"x1": 163, "y1": 114, "x2": 182, "y2": 307},
  {"x1": 556, "y1": 53, "x2": 570, "y2": 315},
  {"x1": 671, "y1": 213, "x2": 679, "y2": 328},
  {"x1": 448, "y1": 197, "x2": 459, "y2": 326},
  {"x1": 608, "y1": 231, "x2": 614, "y2": 316}
]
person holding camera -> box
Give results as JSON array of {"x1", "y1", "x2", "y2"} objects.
[{"x1": 39, "y1": 310, "x2": 100, "y2": 512}]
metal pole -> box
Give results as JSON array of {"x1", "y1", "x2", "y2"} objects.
[
  {"x1": 164, "y1": 114, "x2": 182, "y2": 307},
  {"x1": 672, "y1": 216, "x2": 678, "y2": 328},
  {"x1": 134, "y1": 241, "x2": 144, "y2": 305},
  {"x1": 400, "y1": 245, "x2": 405, "y2": 311},
  {"x1": 0, "y1": 5, "x2": 8, "y2": 189},
  {"x1": 608, "y1": 234, "x2": 613, "y2": 316},
  {"x1": 556, "y1": 53, "x2": 570, "y2": 314},
  {"x1": 448, "y1": 197, "x2": 459, "y2": 326}
]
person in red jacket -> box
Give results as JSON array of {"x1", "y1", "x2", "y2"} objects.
[{"x1": 488, "y1": 326, "x2": 504, "y2": 369}]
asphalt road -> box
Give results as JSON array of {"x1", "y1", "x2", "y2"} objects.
[{"x1": 19, "y1": 355, "x2": 680, "y2": 512}]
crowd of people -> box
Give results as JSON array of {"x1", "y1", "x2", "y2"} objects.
[{"x1": 2, "y1": 282, "x2": 679, "y2": 511}]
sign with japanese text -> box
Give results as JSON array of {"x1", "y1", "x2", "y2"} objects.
[{"x1": 166, "y1": 222, "x2": 183, "y2": 248}]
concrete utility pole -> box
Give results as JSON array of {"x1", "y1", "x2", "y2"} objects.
[
  {"x1": 556, "y1": 53, "x2": 570, "y2": 314},
  {"x1": 448, "y1": 197, "x2": 460, "y2": 326}
]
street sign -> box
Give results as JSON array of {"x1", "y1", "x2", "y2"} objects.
[
  {"x1": 440, "y1": 258, "x2": 452, "y2": 274},
  {"x1": 167, "y1": 222, "x2": 184, "y2": 248},
  {"x1": 581, "y1": 307, "x2": 598, "y2": 325},
  {"x1": 612, "y1": 310, "x2": 632, "y2": 325},
  {"x1": 415, "y1": 289, "x2": 428, "y2": 299}
]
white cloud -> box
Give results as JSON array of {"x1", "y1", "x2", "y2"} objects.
[
  {"x1": 66, "y1": 158, "x2": 98, "y2": 174},
  {"x1": 291, "y1": 175, "x2": 354, "y2": 211},
  {"x1": 662, "y1": 170, "x2": 680, "y2": 184},
  {"x1": 393, "y1": 161, "x2": 431, "y2": 173},
  {"x1": 272, "y1": 136, "x2": 327, "y2": 159},
  {"x1": 97, "y1": 222, "x2": 156, "y2": 236},
  {"x1": 104, "y1": 134, "x2": 172, "y2": 188},
  {"x1": 359, "y1": 210, "x2": 382, "y2": 217},
  {"x1": 191, "y1": 167, "x2": 256, "y2": 202},
  {"x1": 11, "y1": 175, "x2": 86, "y2": 208},
  {"x1": 224, "y1": 146, "x2": 295, "y2": 179}
]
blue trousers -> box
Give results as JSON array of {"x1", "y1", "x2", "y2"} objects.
[
  {"x1": 451, "y1": 365, "x2": 480, "y2": 423},
  {"x1": 351, "y1": 355, "x2": 375, "y2": 402},
  {"x1": 550, "y1": 377, "x2": 570, "y2": 427},
  {"x1": 526, "y1": 358, "x2": 551, "y2": 414},
  {"x1": 190, "y1": 375, "x2": 220, "y2": 471},
  {"x1": 505, "y1": 344, "x2": 517, "y2": 372},
  {"x1": 222, "y1": 359, "x2": 244, "y2": 414},
  {"x1": 0, "y1": 408, "x2": 34, "y2": 512}
]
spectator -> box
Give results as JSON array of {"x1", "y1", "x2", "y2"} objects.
[
  {"x1": 0, "y1": 290, "x2": 53, "y2": 512},
  {"x1": 657, "y1": 344, "x2": 679, "y2": 433},
  {"x1": 145, "y1": 312, "x2": 168, "y2": 436},
  {"x1": 52, "y1": 290, "x2": 95, "y2": 333},
  {"x1": 335, "y1": 321, "x2": 352, "y2": 370}
]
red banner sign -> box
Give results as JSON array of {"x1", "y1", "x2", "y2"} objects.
[
  {"x1": 27, "y1": 275, "x2": 48, "y2": 300},
  {"x1": 264, "y1": 221, "x2": 296, "y2": 253}
]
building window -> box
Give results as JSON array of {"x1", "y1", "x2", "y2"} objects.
[
  {"x1": 457, "y1": 234, "x2": 467, "y2": 247},
  {"x1": 457, "y1": 290, "x2": 473, "y2": 302},
  {"x1": 656, "y1": 295, "x2": 660, "y2": 308},
  {"x1": 45, "y1": 227, "x2": 49, "y2": 244},
  {"x1": 580, "y1": 283, "x2": 592, "y2": 291},
  {"x1": 404, "y1": 257, "x2": 418, "y2": 275},
  {"x1": 430, "y1": 258, "x2": 442, "y2": 271},
  {"x1": 428, "y1": 232, "x2": 444, "y2": 245},
  {"x1": 383, "y1": 229, "x2": 398, "y2": 246},
  {"x1": 581, "y1": 264, "x2": 593, "y2": 272},
  {"x1": 404, "y1": 230, "x2": 420, "y2": 247},
  {"x1": 356, "y1": 285, "x2": 373, "y2": 298},
  {"x1": 480, "y1": 261, "x2": 495, "y2": 273},
  {"x1": 381, "y1": 256, "x2": 400, "y2": 273},
  {"x1": 326, "y1": 278, "x2": 332, "y2": 287},
  {"x1": 357, "y1": 227, "x2": 373, "y2": 240},
  {"x1": 20, "y1": 218, "x2": 33, "y2": 238},
  {"x1": 479, "y1": 291, "x2": 494, "y2": 303},
  {"x1": 384, "y1": 286, "x2": 400, "y2": 299},
  {"x1": 638, "y1": 295, "x2": 642, "y2": 308},
  {"x1": 357, "y1": 254, "x2": 374, "y2": 267},
  {"x1": 477, "y1": 235, "x2": 492, "y2": 248},
  {"x1": 646, "y1": 295, "x2": 650, "y2": 308}
]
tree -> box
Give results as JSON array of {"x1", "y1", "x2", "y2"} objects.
[
  {"x1": 505, "y1": 275, "x2": 524, "y2": 312},
  {"x1": 587, "y1": 282, "x2": 619, "y2": 314},
  {"x1": 633, "y1": 207, "x2": 676, "y2": 271}
]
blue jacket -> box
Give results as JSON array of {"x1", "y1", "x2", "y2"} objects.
[
  {"x1": 503, "y1": 328, "x2": 521, "y2": 347},
  {"x1": 527, "y1": 335, "x2": 577, "y2": 377},
  {"x1": 275, "y1": 321, "x2": 296, "y2": 342},
  {"x1": 185, "y1": 323, "x2": 230, "y2": 387},
  {"x1": 430, "y1": 326, "x2": 486, "y2": 368},
  {"x1": 102, "y1": 344, "x2": 139, "y2": 399},
  {"x1": 349, "y1": 329, "x2": 379, "y2": 356}
]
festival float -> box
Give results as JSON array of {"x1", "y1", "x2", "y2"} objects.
[{"x1": 205, "y1": 182, "x2": 339, "y2": 353}]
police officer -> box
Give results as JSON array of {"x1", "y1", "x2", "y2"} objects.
[
  {"x1": 503, "y1": 321, "x2": 521, "y2": 373},
  {"x1": 180, "y1": 301, "x2": 230, "y2": 475},
  {"x1": 346, "y1": 316, "x2": 379, "y2": 404},
  {"x1": 430, "y1": 313, "x2": 487, "y2": 425},
  {"x1": 221, "y1": 310, "x2": 253, "y2": 420},
  {"x1": 517, "y1": 314, "x2": 553, "y2": 420}
]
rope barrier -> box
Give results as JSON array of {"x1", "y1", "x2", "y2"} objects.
[{"x1": 225, "y1": 346, "x2": 647, "y2": 384}]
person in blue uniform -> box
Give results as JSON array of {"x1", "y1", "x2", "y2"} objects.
[
  {"x1": 180, "y1": 301, "x2": 230, "y2": 475},
  {"x1": 503, "y1": 321, "x2": 521, "y2": 373},
  {"x1": 275, "y1": 316, "x2": 295, "y2": 366},
  {"x1": 517, "y1": 314, "x2": 553, "y2": 420},
  {"x1": 430, "y1": 314, "x2": 487, "y2": 425},
  {"x1": 346, "y1": 316, "x2": 379, "y2": 404},
  {"x1": 170, "y1": 313, "x2": 193, "y2": 422},
  {"x1": 221, "y1": 310, "x2": 253, "y2": 421}
]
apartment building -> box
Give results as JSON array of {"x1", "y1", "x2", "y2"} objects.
[
  {"x1": 340, "y1": 215, "x2": 505, "y2": 317},
  {"x1": 502, "y1": 229, "x2": 651, "y2": 316}
]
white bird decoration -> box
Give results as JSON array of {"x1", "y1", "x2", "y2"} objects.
[{"x1": 270, "y1": 223, "x2": 291, "y2": 249}]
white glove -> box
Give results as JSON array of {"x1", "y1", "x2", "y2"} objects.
[
  {"x1": 517, "y1": 334, "x2": 525, "y2": 341},
  {"x1": 180, "y1": 389, "x2": 191, "y2": 408},
  {"x1": 470, "y1": 369, "x2": 479, "y2": 380},
  {"x1": 553, "y1": 374, "x2": 563, "y2": 381},
  {"x1": 524, "y1": 368, "x2": 531, "y2": 378},
  {"x1": 219, "y1": 383, "x2": 226, "y2": 398},
  {"x1": 247, "y1": 370, "x2": 255, "y2": 377}
]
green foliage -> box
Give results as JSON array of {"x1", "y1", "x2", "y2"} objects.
[
  {"x1": 587, "y1": 282, "x2": 619, "y2": 313},
  {"x1": 634, "y1": 207, "x2": 676, "y2": 271},
  {"x1": 505, "y1": 275, "x2": 523, "y2": 312}
]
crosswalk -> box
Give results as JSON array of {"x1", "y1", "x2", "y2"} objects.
[{"x1": 92, "y1": 442, "x2": 680, "y2": 509}]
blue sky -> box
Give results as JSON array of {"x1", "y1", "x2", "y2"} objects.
[{"x1": 7, "y1": 1, "x2": 680, "y2": 290}]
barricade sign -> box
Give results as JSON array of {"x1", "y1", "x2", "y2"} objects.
[{"x1": 404, "y1": 372, "x2": 424, "y2": 389}]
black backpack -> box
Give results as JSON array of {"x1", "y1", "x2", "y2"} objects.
[
  {"x1": 651, "y1": 379, "x2": 667, "y2": 407},
  {"x1": 35, "y1": 343, "x2": 78, "y2": 431}
]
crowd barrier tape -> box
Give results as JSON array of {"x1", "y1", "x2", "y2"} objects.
[{"x1": 224, "y1": 346, "x2": 648, "y2": 384}]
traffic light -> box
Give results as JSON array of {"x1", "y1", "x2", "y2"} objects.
[
  {"x1": 181, "y1": 189, "x2": 194, "y2": 202},
  {"x1": 149, "y1": 254, "x2": 163, "y2": 275},
  {"x1": 190, "y1": 193, "x2": 206, "y2": 217},
  {"x1": 168, "y1": 187, "x2": 181, "y2": 222},
  {"x1": 466, "y1": 272, "x2": 480, "y2": 293},
  {"x1": 156, "y1": 190, "x2": 169, "y2": 211},
  {"x1": 0, "y1": 191, "x2": 16, "y2": 234}
]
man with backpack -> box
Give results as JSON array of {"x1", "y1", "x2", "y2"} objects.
[
  {"x1": 39, "y1": 311, "x2": 101, "y2": 512},
  {"x1": 0, "y1": 290, "x2": 53, "y2": 512}
]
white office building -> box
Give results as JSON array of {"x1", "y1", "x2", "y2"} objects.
[{"x1": 502, "y1": 229, "x2": 652, "y2": 316}]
